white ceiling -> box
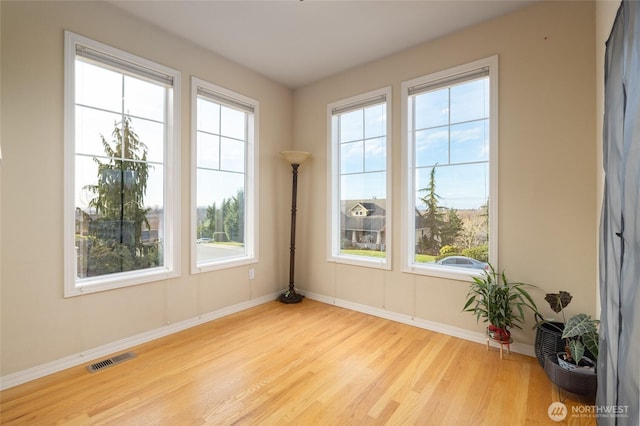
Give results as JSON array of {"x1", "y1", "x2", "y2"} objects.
[{"x1": 110, "y1": 0, "x2": 535, "y2": 89}]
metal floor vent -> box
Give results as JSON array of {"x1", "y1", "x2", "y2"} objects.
[{"x1": 86, "y1": 351, "x2": 136, "y2": 373}]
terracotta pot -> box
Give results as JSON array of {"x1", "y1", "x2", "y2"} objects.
[{"x1": 488, "y1": 324, "x2": 511, "y2": 342}]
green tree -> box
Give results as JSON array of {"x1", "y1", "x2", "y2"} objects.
[
  {"x1": 206, "y1": 202, "x2": 219, "y2": 237},
  {"x1": 84, "y1": 117, "x2": 153, "y2": 276},
  {"x1": 223, "y1": 196, "x2": 239, "y2": 241},
  {"x1": 419, "y1": 165, "x2": 445, "y2": 255},
  {"x1": 441, "y1": 208, "x2": 463, "y2": 247}
]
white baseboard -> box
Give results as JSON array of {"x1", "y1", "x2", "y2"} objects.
[
  {"x1": 301, "y1": 290, "x2": 536, "y2": 358},
  {"x1": 0, "y1": 292, "x2": 281, "y2": 391}
]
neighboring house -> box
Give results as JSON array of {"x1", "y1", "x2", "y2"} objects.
[
  {"x1": 341, "y1": 200, "x2": 435, "y2": 252},
  {"x1": 341, "y1": 200, "x2": 386, "y2": 250}
]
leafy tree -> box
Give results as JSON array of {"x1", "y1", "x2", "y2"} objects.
[
  {"x1": 84, "y1": 117, "x2": 153, "y2": 276},
  {"x1": 458, "y1": 215, "x2": 485, "y2": 249}
]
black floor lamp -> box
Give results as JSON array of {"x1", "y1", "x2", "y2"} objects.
[{"x1": 278, "y1": 150, "x2": 311, "y2": 304}]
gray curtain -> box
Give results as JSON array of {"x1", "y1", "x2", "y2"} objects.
[{"x1": 599, "y1": 1, "x2": 640, "y2": 424}]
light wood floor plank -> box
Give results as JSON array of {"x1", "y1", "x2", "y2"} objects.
[{"x1": 0, "y1": 300, "x2": 596, "y2": 425}]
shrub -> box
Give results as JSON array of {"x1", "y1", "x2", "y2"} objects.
[
  {"x1": 341, "y1": 238, "x2": 353, "y2": 249},
  {"x1": 463, "y1": 245, "x2": 488, "y2": 262},
  {"x1": 439, "y1": 245, "x2": 459, "y2": 256}
]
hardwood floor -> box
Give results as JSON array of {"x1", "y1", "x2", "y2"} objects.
[{"x1": 1, "y1": 299, "x2": 596, "y2": 425}]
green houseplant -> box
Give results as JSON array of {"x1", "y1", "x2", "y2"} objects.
[
  {"x1": 539, "y1": 291, "x2": 599, "y2": 371},
  {"x1": 463, "y1": 265, "x2": 538, "y2": 342}
]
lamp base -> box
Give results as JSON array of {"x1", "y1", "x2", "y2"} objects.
[{"x1": 278, "y1": 290, "x2": 304, "y2": 304}]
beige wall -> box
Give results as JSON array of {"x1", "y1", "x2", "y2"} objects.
[
  {"x1": 0, "y1": 0, "x2": 615, "y2": 380},
  {"x1": 0, "y1": 1, "x2": 293, "y2": 375},
  {"x1": 293, "y1": 1, "x2": 598, "y2": 344}
]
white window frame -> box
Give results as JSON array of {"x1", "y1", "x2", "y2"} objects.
[
  {"x1": 327, "y1": 86, "x2": 392, "y2": 270},
  {"x1": 63, "y1": 31, "x2": 181, "y2": 297},
  {"x1": 190, "y1": 77, "x2": 259, "y2": 273},
  {"x1": 401, "y1": 56, "x2": 498, "y2": 280}
]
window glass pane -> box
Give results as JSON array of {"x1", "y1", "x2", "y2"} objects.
[
  {"x1": 416, "y1": 128, "x2": 448, "y2": 168},
  {"x1": 197, "y1": 97, "x2": 220, "y2": 134},
  {"x1": 196, "y1": 169, "x2": 246, "y2": 262},
  {"x1": 124, "y1": 76, "x2": 165, "y2": 121},
  {"x1": 75, "y1": 106, "x2": 121, "y2": 157},
  {"x1": 197, "y1": 132, "x2": 220, "y2": 170},
  {"x1": 364, "y1": 137, "x2": 386, "y2": 172},
  {"x1": 409, "y1": 71, "x2": 491, "y2": 272},
  {"x1": 194, "y1": 83, "x2": 254, "y2": 268},
  {"x1": 450, "y1": 120, "x2": 488, "y2": 164},
  {"x1": 364, "y1": 104, "x2": 385, "y2": 139},
  {"x1": 415, "y1": 88, "x2": 448, "y2": 129},
  {"x1": 416, "y1": 163, "x2": 488, "y2": 210},
  {"x1": 75, "y1": 61, "x2": 122, "y2": 112},
  {"x1": 220, "y1": 138, "x2": 245, "y2": 173},
  {"x1": 339, "y1": 110, "x2": 363, "y2": 143},
  {"x1": 129, "y1": 117, "x2": 165, "y2": 164},
  {"x1": 74, "y1": 65, "x2": 166, "y2": 281},
  {"x1": 340, "y1": 141, "x2": 363, "y2": 174},
  {"x1": 145, "y1": 164, "x2": 164, "y2": 210},
  {"x1": 341, "y1": 172, "x2": 386, "y2": 201},
  {"x1": 331, "y1": 90, "x2": 389, "y2": 265},
  {"x1": 220, "y1": 106, "x2": 245, "y2": 140},
  {"x1": 450, "y1": 78, "x2": 488, "y2": 124}
]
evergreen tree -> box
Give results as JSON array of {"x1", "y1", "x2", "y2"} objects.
[
  {"x1": 206, "y1": 202, "x2": 218, "y2": 237},
  {"x1": 419, "y1": 165, "x2": 445, "y2": 255},
  {"x1": 84, "y1": 117, "x2": 152, "y2": 275},
  {"x1": 441, "y1": 208, "x2": 463, "y2": 247},
  {"x1": 224, "y1": 196, "x2": 239, "y2": 241}
]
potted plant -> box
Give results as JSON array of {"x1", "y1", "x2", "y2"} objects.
[
  {"x1": 537, "y1": 291, "x2": 599, "y2": 372},
  {"x1": 463, "y1": 265, "x2": 538, "y2": 343},
  {"x1": 558, "y1": 313, "x2": 599, "y2": 372},
  {"x1": 537, "y1": 291, "x2": 599, "y2": 396}
]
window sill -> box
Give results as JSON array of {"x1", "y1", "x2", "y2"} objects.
[
  {"x1": 329, "y1": 255, "x2": 391, "y2": 270},
  {"x1": 402, "y1": 263, "x2": 482, "y2": 282},
  {"x1": 65, "y1": 266, "x2": 179, "y2": 297}
]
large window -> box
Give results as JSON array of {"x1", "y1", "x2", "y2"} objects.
[
  {"x1": 191, "y1": 78, "x2": 258, "y2": 272},
  {"x1": 64, "y1": 32, "x2": 181, "y2": 296},
  {"x1": 402, "y1": 56, "x2": 498, "y2": 278},
  {"x1": 328, "y1": 87, "x2": 392, "y2": 269}
]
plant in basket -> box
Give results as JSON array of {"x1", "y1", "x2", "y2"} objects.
[
  {"x1": 538, "y1": 291, "x2": 599, "y2": 372},
  {"x1": 463, "y1": 265, "x2": 538, "y2": 343}
]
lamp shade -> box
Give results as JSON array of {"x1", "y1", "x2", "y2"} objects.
[{"x1": 280, "y1": 150, "x2": 311, "y2": 165}]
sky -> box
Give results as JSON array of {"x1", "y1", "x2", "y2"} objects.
[
  {"x1": 74, "y1": 59, "x2": 248, "y2": 212},
  {"x1": 75, "y1": 58, "x2": 489, "y2": 214},
  {"x1": 338, "y1": 77, "x2": 490, "y2": 211}
]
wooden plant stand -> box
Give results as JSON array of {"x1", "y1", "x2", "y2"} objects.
[{"x1": 486, "y1": 332, "x2": 513, "y2": 359}]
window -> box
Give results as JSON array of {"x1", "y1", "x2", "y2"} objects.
[
  {"x1": 402, "y1": 56, "x2": 498, "y2": 278},
  {"x1": 191, "y1": 78, "x2": 258, "y2": 272},
  {"x1": 64, "y1": 31, "x2": 181, "y2": 296},
  {"x1": 328, "y1": 87, "x2": 392, "y2": 269}
]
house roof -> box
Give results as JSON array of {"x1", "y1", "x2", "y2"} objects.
[{"x1": 341, "y1": 199, "x2": 386, "y2": 232}]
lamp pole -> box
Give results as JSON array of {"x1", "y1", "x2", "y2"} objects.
[{"x1": 278, "y1": 151, "x2": 311, "y2": 304}]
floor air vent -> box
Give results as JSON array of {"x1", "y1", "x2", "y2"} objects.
[{"x1": 86, "y1": 351, "x2": 136, "y2": 373}]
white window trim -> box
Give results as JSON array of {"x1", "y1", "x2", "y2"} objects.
[
  {"x1": 327, "y1": 86, "x2": 392, "y2": 270},
  {"x1": 190, "y1": 77, "x2": 259, "y2": 274},
  {"x1": 401, "y1": 55, "x2": 499, "y2": 281},
  {"x1": 63, "y1": 31, "x2": 181, "y2": 297}
]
